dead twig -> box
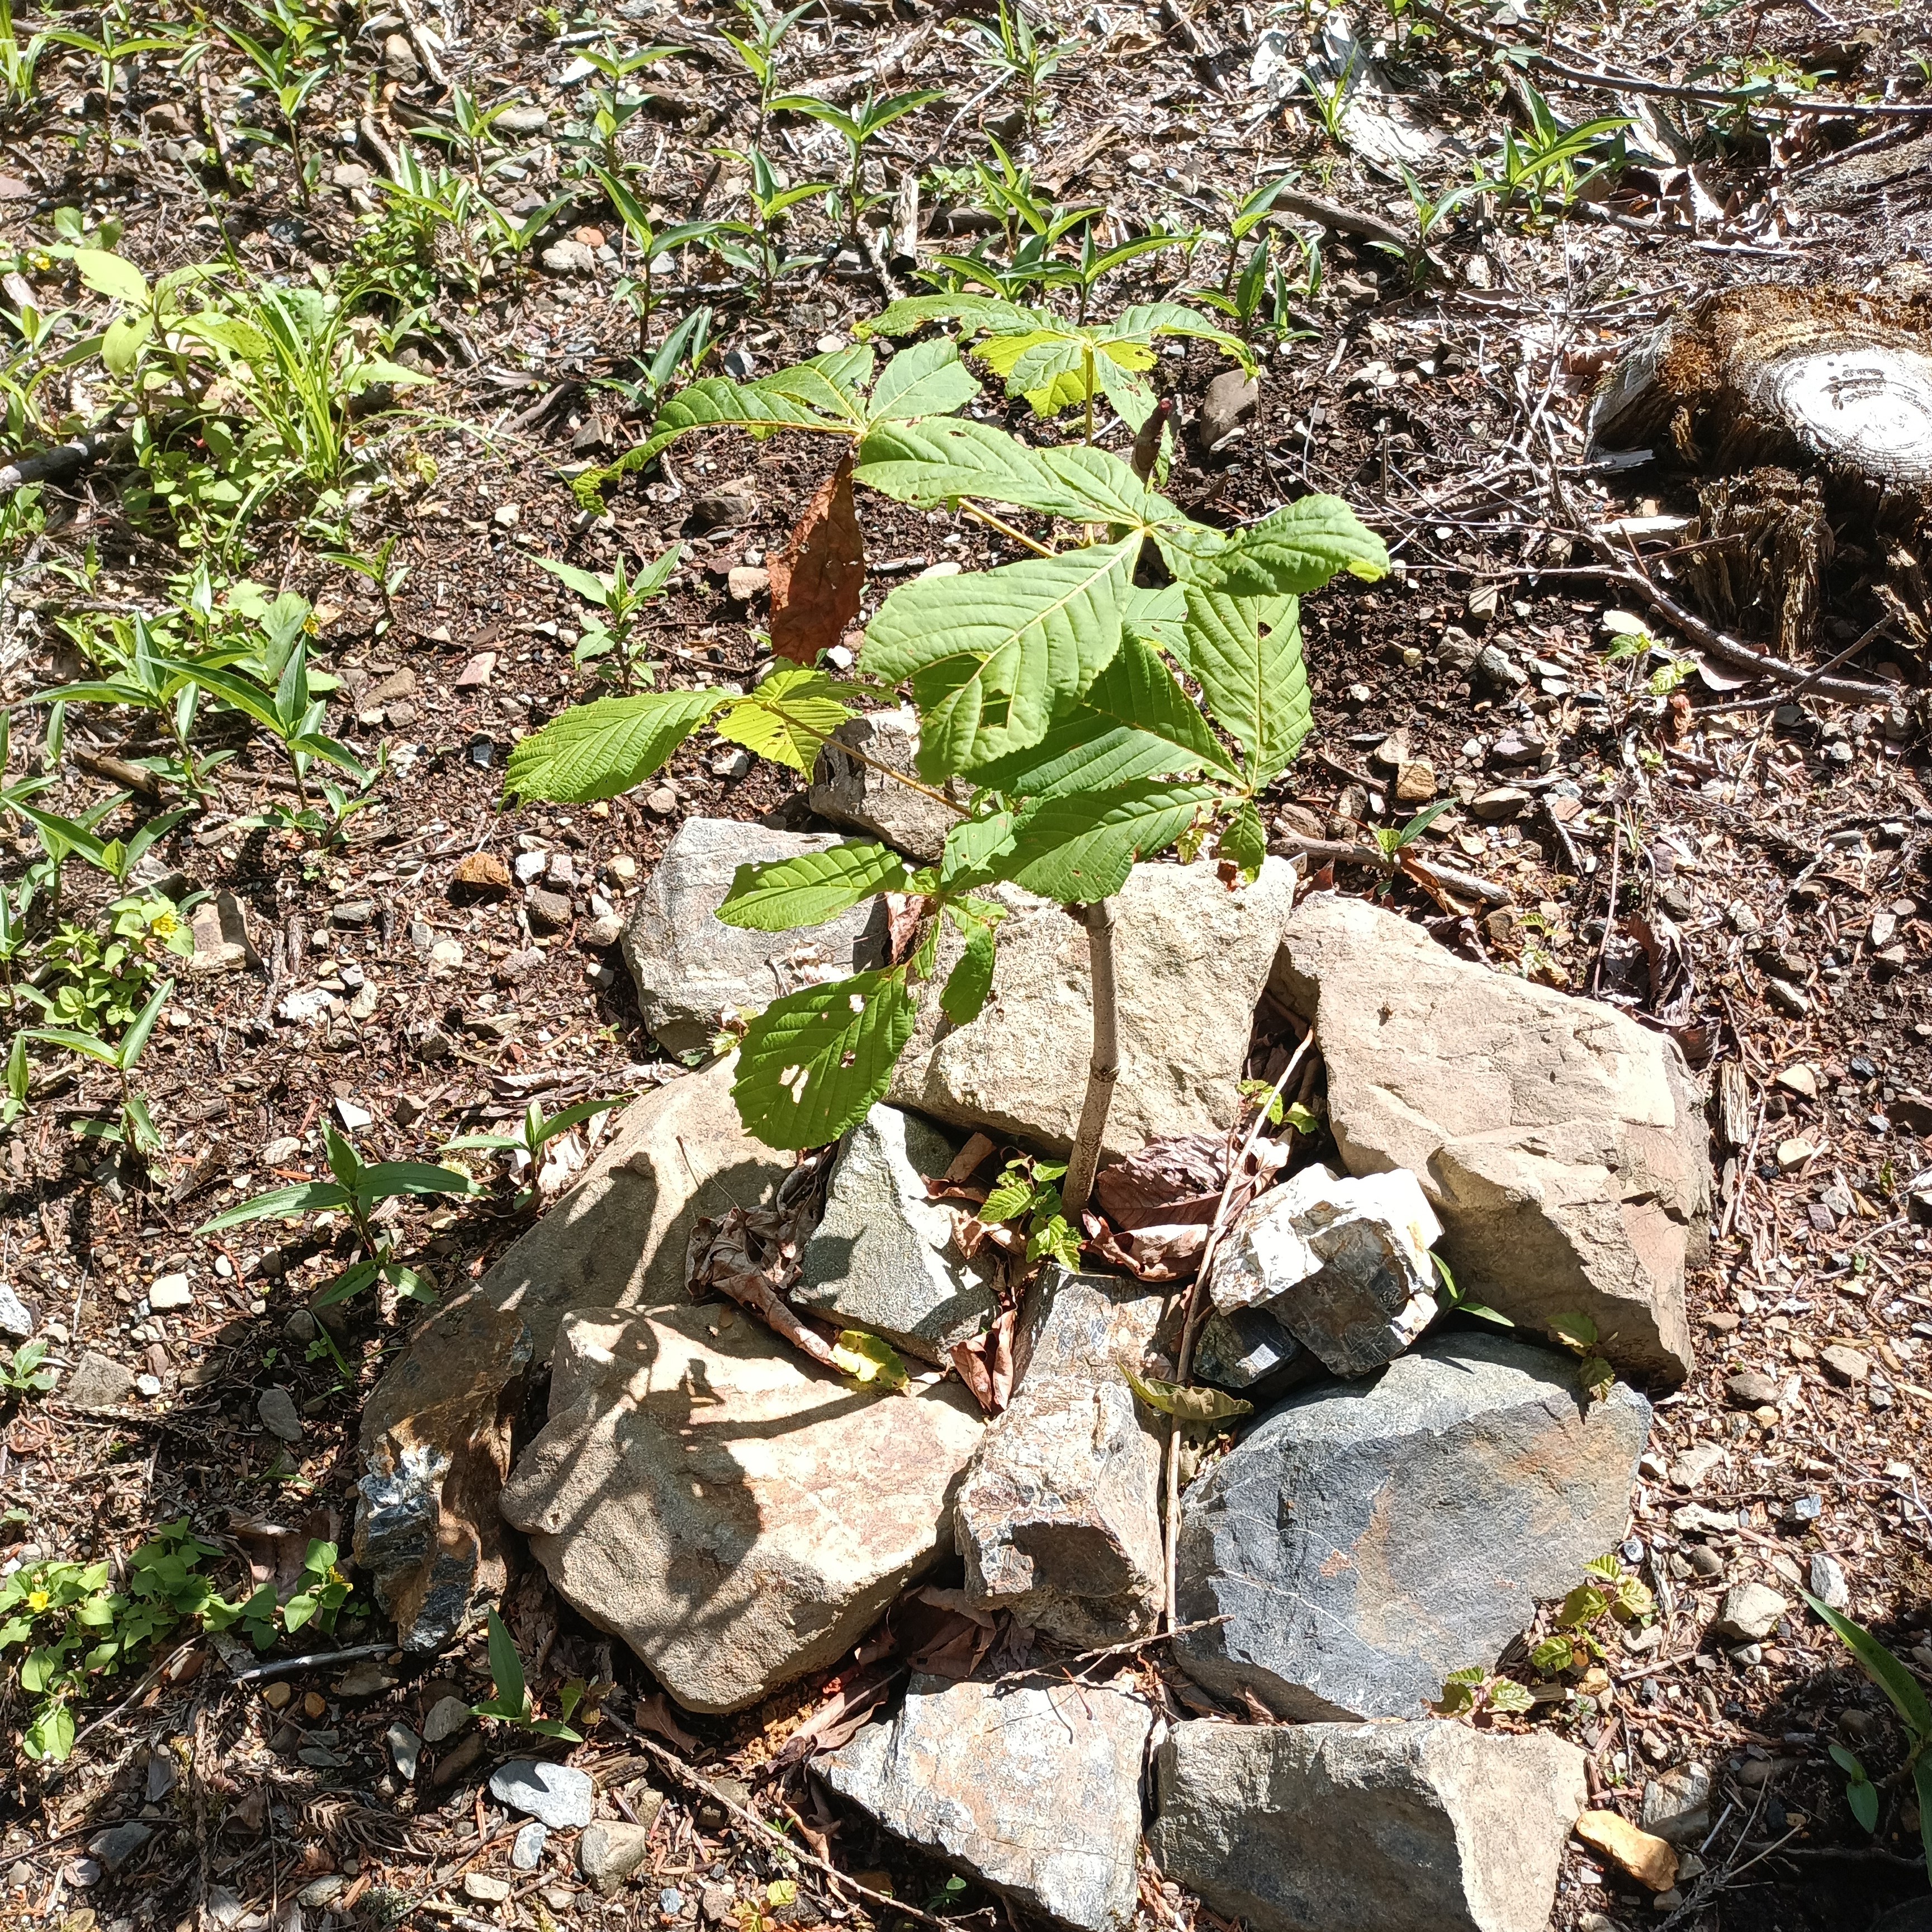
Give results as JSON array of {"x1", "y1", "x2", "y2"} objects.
[{"x1": 600, "y1": 1715, "x2": 981, "y2": 1932}]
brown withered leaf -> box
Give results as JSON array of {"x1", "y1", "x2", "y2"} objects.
[
  {"x1": 1096, "y1": 1133, "x2": 1228, "y2": 1230},
  {"x1": 1090, "y1": 1220, "x2": 1209, "y2": 1282},
  {"x1": 769, "y1": 447, "x2": 866, "y2": 665},
  {"x1": 770, "y1": 1661, "x2": 902, "y2": 1770},
  {"x1": 686, "y1": 1206, "x2": 837, "y2": 1369},
  {"x1": 634, "y1": 1690, "x2": 701, "y2": 1754},
  {"x1": 943, "y1": 1131, "x2": 997, "y2": 1185}
]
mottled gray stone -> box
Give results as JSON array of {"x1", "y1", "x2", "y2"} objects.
[
  {"x1": 386, "y1": 1722, "x2": 422, "y2": 1782},
  {"x1": 501, "y1": 1304, "x2": 983, "y2": 1712},
  {"x1": 808, "y1": 708, "x2": 962, "y2": 865},
  {"x1": 87, "y1": 1824, "x2": 153, "y2": 1874},
  {"x1": 1150, "y1": 1718, "x2": 1587, "y2": 1932},
  {"x1": 1175, "y1": 1332, "x2": 1651, "y2": 1720},
  {"x1": 423, "y1": 1694, "x2": 472, "y2": 1742},
  {"x1": 580, "y1": 1810, "x2": 661, "y2": 1894},
  {"x1": 490, "y1": 1760, "x2": 595, "y2": 1830},
  {"x1": 1194, "y1": 1305, "x2": 1301, "y2": 1389},
  {"x1": 357, "y1": 1059, "x2": 788, "y2": 1651},
  {"x1": 257, "y1": 1387, "x2": 304, "y2": 1442},
  {"x1": 889, "y1": 859, "x2": 1298, "y2": 1161},
  {"x1": 1272, "y1": 891, "x2": 1708, "y2": 1382},
  {"x1": 954, "y1": 1269, "x2": 1166, "y2": 1644},
  {"x1": 1641, "y1": 1761, "x2": 1711, "y2": 1844},
  {"x1": 1713, "y1": 1580, "x2": 1786, "y2": 1642},
  {"x1": 794, "y1": 1105, "x2": 1000, "y2": 1362},
  {"x1": 823, "y1": 1672, "x2": 1154, "y2": 1932},
  {"x1": 1209, "y1": 1164, "x2": 1441, "y2": 1376},
  {"x1": 59, "y1": 1350, "x2": 136, "y2": 1412},
  {"x1": 512, "y1": 1822, "x2": 548, "y2": 1871},
  {"x1": 621, "y1": 817, "x2": 891, "y2": 1057}
]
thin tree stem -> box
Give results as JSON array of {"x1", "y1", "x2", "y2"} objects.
[
  {"x1": 1060, "y1": 898, "x2": 1118, "y2": 1216},
  {"x1": 959, "y1": 500, "x2": 1055, "y2": 557}
]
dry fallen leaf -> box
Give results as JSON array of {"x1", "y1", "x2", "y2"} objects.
[{"x1": 769, "y1": 447, "x2": 865, "y2": 665}]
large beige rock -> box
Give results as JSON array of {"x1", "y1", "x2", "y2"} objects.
[
  {"x1": 824, "y1": 1672, "x2": 1154, "y2": 1932},
  {"x1": 1151, "y1": 1718, "x2": 1588, "y2": 1932},
  {"x1": 622, "y1": 817, "x2": 892, "y2": 1058},
  {"x1": 500, "y1": 1304, "x2": 984, "y2": 1712},
  {"x1": 888, "y1": 858, "x2": 1297, "y2": 1161},
  {"x1": 354, "y1": 1060, "x2": 790, "y2": 1651},
  {"x1": 1271, "y1": 894, "x2": 1708, "y2": 1382}
]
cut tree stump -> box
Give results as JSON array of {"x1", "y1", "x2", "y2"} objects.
[{"x1": 1589, "y1": 286, "x2": 1932, "y2": 489}]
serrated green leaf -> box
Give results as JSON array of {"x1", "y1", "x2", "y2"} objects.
[
  {"x1": 1485, "y1": 1678, "x2": 1536, "y2": 1713},
  {"x1": 1180, "y1": 586, "x2": 1310, "y2": 784},
  {"x1": 866, "y1": 337, "x2": 982, "y2": 423},
  {"x1": 1530, "y1": 1635, "x2": 1576, "y2": 1677},
  {"x1": 1216, "y1": 802, "x2": 1267, "y2": 879},
  {"x1": 861, "y1": 539, "x2": 1138, "y2": 778},
  {"x1": 1188, "y1": 494, "x2": 1389, "y2": 597},
  {"x1": 939, "y1": 922, "x2": 997, "y2": 1024},
  {"x1": 854, "y1": 415, "x2": 1088, "y2": 516},
  {"x1": 714, "y1": 666, "x2": 855, "y2": 775},
  {"x1": 1546, "y1": 1310, "x2": 1599, "y2": 1351},
  {"x1": 503, "y1": 689, "x2": 728, "y2": 803},
  {"x1": 999, "y1": 782, "x2": 1218, "y2": 901},
  {"x1": 1577, "y1": 1356, "x2": 1615, "y2": 1403},
  {"x1": 717, "y1": 841, "x2": 907, "y2": 931},
  {"x1": 732, "y1": 968, "x2": 918, "y2": 1149},
  {"x1": 940, "y1": 812, "x2": 1017, "y2": 883},
  {"x1": 831, "y1": 1329, "x2": 910, "y2": 1390},
  {"x1": 636, "y1": 351, "x2": 872, "y2": 463}
]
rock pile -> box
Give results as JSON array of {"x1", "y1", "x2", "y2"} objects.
[{"x1": 357, "y1": 772, "x2": 1717, "y2": 1929}]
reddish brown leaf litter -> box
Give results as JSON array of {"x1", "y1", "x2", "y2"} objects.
[{"x1": 768, "y1": 449, "x2": 867, "y2": 667}]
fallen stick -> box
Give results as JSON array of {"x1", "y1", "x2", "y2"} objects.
[
  {"x1": 230, "y1": 1642, "x2": 396, "y2": 1686},
  {"x1": 1275, "y1": 832, "x2": 1514, "y2": 906},
  {"x1": 72, "y1": 745, "x2": 164, "y2": 799},
  {"x1": 1407, "y1": 0, "x2": 1932, "y2": 119},
  {"x1": 0, "y1": 428, "x2": 129, "y2": 498},
  {"x1": 600, "y1": 1715, "x2": 975, "y2": 1932}
]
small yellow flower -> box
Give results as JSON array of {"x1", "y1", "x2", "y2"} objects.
[{"x1": 25, "y1": 1589, "x2": 50, "y2": 1614}]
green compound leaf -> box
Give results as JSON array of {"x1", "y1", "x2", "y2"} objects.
[
  {"x1": 503, "y1": 689, "x2": 728, "y2": 803},
  {"x1": 714, "y1": 666, "x2": 855, "y2": 775},
  {"x1": 998, "y1": 780, "x2": 1220, "y2": 902},
  {"x1": 717, "y1": 841, "x2": 908, "y2": 932},
  {"x1": 732, "y1": 967, "x2": 918, "y2": 1149},
  {"x1": 860, "y1": 538, "x2": 1138, "y2": 778},
  {"x1": 1187, "y1": 493, "x2": 1389, "y2": 597}
]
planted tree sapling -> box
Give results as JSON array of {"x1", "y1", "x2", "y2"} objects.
[{"x1": 509, "y1": 319, "x2": 1387, "y2": 1209}]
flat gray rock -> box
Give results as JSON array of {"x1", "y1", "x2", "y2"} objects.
[
  {"x1": 889, "y1": 859, "x2": 1297, "y2": 1162},
  {"x1": 621, "y1": 817, "x2": 891, "y2": 1058},
  {"x1": 794, "y1": 1105, "x2": 1000, "y2": 1362},
  {"x1": 955, "y1": 1269, "x2": 1166, "y2": 1644},
  {"x1": 1150, "y1": 1718, "x2": 1587, "y2": 1932},
  {"x1": 257, "y1": 1387, "x2": 304, "y2": 1442},
  {"x1": 1272, "y1": 892, "x2": 1708, "y2": 1382},
  {"x1": 356, "y1": 1059, "x2": 789, "y2": 1651},
  {"x1": 824, "y1": 1671, "x2": 1153, "y2": 1932},
  {"x1": 501, "y1": 1304, "x2": 983, "y2": 1712},
  {"x1": 1175, "y1": 1332, "x2": 1651, "y2": 1720},
  {"x1": 808, "y1": 708, "x2": 962, "y2": 864},
  {"x1": 490, "y1": 1760, "x2": 595, "y2": 1830},
  {"x1": 61, "y1": 1351, "x2": 136, "y2": 1412},
  {"x1": 87, "y1": 1824, "x2": 153, "y2": 1874}
]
